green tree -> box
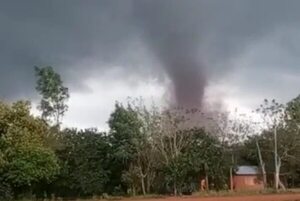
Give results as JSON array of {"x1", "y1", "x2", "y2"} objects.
[
  {"x1": 129, "y1": 98, "x2": 162, "y2": 195},
  {"x1": 242, "y1": 126, "x2": 300, "y2": 188},
  {"x1": 34, "y1": 66, "x2": 69, "y2": 126},
  {"x1": 0, "y1": 101, "x2": 59, "y2": 198},
  {"x1": 239, "y1": 98, "x2": 300, "y2": 189},
  {"x1": 145, "y1": 106, "x2": 230, "y2": 195},
  {"x1": 186, "y1": 128, "x2": 229, "y2": 190},
  {"x1": 283, "y1": 95, "x2": 300, "y2": 186},
  {"x1": 108, "y1": 103, "x2": 143, "y2": 195},
  {"x1": 52, "y1": 128, "x2": 110, "y2": 197}
]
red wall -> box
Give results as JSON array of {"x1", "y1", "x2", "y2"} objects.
[{"x1": 233, "y1": 175, "x2": 264, "y2": 190}]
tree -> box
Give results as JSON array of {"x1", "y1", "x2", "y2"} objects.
[
  {"x1": 52, "y1": 128, "x2": 110, "y2": 197},
  {"x1": 283, "y1": 95, "x2": 300, "y2": 186},
  {"x1": 34, "y1": 66, "x2": 69, "y2": 126},
  {"x1": 255, "y1": 137, "x2": 267, "y2": 188},
  {"x1": 130, "y1": 98, "x2": 163, "y2": 195},
  {"x1": 146, "y1": 107, "x2": 229, "y2": 195},
  {"x1": 256, "y1": 99, "x2": 286, "y2": 190},
  {"x1": 286, "y1": 95, "x2": 300, "y2": 127},
  {"x1": 108, "y1": 103, "x2": 144, "y2": 195},
  {"x1": 242, "y1": 124, "x2": 300, "y2": 189},
  {"x1": 230, "y1": 113, "x2": 268, "y2": 188},
  {"x1": 182, "y1": 128, "x2": 229, "y2": 191},
  {"x1": 0, "y1": 101, "x2": 59, "y2": 198},
  {"x1": 150, "y1": 108, "x2": 193, "y2": 195},
  {"x1": 206, "y1": 110, "x2": 248, "y2": 191},
  {"x1": 241, "y1": 134, "x2": 268, "y2": 188}
]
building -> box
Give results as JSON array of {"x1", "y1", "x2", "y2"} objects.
[{"x1": 233, "y1": 166, "x2": 264, "y2": 191}]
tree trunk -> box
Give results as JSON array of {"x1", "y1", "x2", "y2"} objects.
[
  {"x1": 173, "y1": 182, "x2": 177, "y2": 196},
  {"x1": 146, "y1": 176, "x2": 151, "y2": 194},
  {"x1": 230, "y1": 167, "x2": 233, "y2": 191},
  {"x1": 277, "y1": 158, "x2": 286, "y2": 191},
  {"x1": 205, "y1": 175, "x2": 209, "y2": 191},
  {"x1": 205, "y1": 163, "x2": 209, "y2": 191},
  {"x1": 279, "y1": 179, "x2": 286, "y2": 190},
  {"x1": 262, "y1": 170, "x2": 267, "y2": 188},
  {"x1": 132, "y1": 185, "x2": 136, "y2": 196},
  {"x1": 274, "y1": 171, "x2": 279, "y2": 191},
  {"x1": 230, "y1": 154, "x2": 234, "y2": 191},
  {"x1": 141, "y1": 176, "x2": 146, "y2": 196},
  {"x1": 274, "y1": 126, "x2": 279, "y2": 191},
  {"x1": 256, "y1": 140, "x2": 267, "y2": 188},
  {"x1": 274, "y1": 157, "x2": 285, "y2": 191}
]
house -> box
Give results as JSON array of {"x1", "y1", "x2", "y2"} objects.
[{"x1": 233, "y1": 166, "x2": 264, "y2": 190}]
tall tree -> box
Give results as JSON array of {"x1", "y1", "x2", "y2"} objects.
[
  {"x1": 232, "y1": 113, "x2": 268, "y2": 188},
  {"x1": 256, "y1": 99, "x2": 286, "y2": 191},
  {"x1": 207, "y1": 111, "x2": 246, "y2": 191},
  {"x1": 108, "y1": 103, "x2": 143, "y2": 195},
  {"x1": 34, "y1": 66, "x2": 69, "y2": 126},
  {"x1": 130, "y1": 98, "x2": 163, "y2": 195},
  {"x1": 150, "y1": 108, "x2": 191, "y2": 195}
]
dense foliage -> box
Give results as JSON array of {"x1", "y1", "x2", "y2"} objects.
[{"x1": 0, "y1": 101, "x2": 59, "y2": 200}]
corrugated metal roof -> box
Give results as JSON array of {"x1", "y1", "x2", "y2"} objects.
[{"x1": 235, "y1": 166, "x2": 260, "y2": 175}]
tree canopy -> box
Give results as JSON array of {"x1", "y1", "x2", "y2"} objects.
[{"x1": 35, "y1": 66, "x2": 69, "y2": 126}]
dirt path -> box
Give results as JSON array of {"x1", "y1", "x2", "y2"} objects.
[{"x1": 136, "y1": 194, "x2": 300, "y2": 201}]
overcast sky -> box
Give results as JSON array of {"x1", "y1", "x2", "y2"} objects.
[{"x1": 1, "y1": 0, "x2": 300, "y2": 130}]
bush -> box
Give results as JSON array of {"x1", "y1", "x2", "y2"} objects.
[{"x1": 0, "y1": 182, "x2": 13, "y2": 201}]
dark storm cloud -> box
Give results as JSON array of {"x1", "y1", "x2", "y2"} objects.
[
  {"x1": 1, "y1": 0, "x2": 300, "y2": 105},
  {"x1": 0, "y1": 0, "x2": 136, "y2": 99}
]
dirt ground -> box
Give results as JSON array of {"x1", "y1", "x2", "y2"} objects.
[{"x1": 134, "y1": 194, "x2": 300, "y2": 201}]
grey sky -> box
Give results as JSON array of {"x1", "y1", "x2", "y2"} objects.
[{"x1": 1, "y1": 0, "x2": 300, "y2": 129}]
